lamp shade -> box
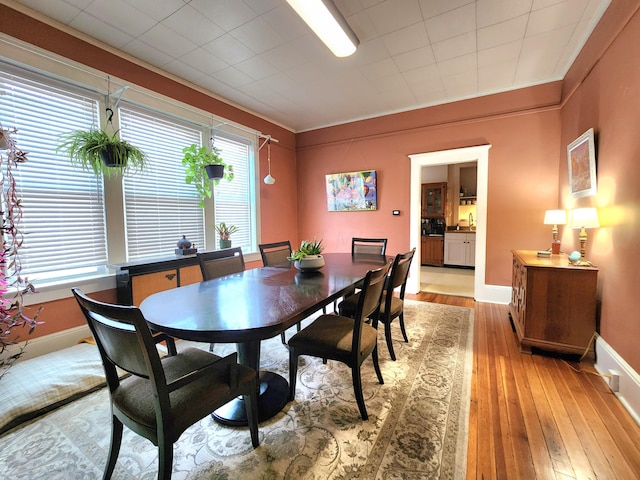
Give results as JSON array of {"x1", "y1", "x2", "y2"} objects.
[
  {"x1": 571, "y1": 207, "x2": 600, "y2": 229},
  {"x1": 544, "y1": 209, "x2": 567, "y2": 225}
]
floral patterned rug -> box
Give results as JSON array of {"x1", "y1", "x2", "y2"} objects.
[{"x1": 0, "y1": 300, "x2": 473, "y2": 479}]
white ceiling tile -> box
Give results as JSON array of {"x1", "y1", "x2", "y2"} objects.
[
  {"x1": 261, "y1": 42, "x2": 311, "y2": 72},
  {"x1": 478, "y1": 40, "x2": 522, "y2": 68},
  {"x1": 120, "y1": 39, "x2": 174, "y2": 67},
  {"x1": 84, "y1": 0, "x2": 157, "y2": 37},
  {"x1": 527, "y1": 0, "x2": 589, "y2": 36},
  {"x1": 418, "y1": 0, "x2": 474, "y2": 19},
  {"x1": 261, "y1": 4, "x2": 309, "y2": 42},
  {"x1": 515, "y1": 25, "x2": 575, "y2": 83},
  {"x1": 179, "y1": 48, "x2": 229, "y2": 75},
  {"x1": 69, "y1": 12, "x2": 134, "y2": 49},
  {"x1": 477, "y1": 15, "x2": 528, "y2": 50},
  {"x1": 393, "y1": 46, "x2": 436, "y2": 72},
  {"x1": 437, "y1": 52, "x2": 477, "y2": 77},
  {"x1": 403, "y1": 63, "x2": 442, "y2": 86},
  {"x1": 532, "y1": 0, "x2": 566, "y2": 10},
  {"x1": 476, "y1": 0, "x2": 533, "y2": 29},
  {"x1": 382, "y1": 23, "x2": 430, "y2": 56},
  {"x1": 234, "y1": 56, "x2": 280, "y2": 81},
  {"x1": 243, "y1": 0, "x2": 281, "y2": 15},
  {"x1": 345, "y1": 9, "x2": 380, "y2": 42},
  {"x1": 202, "y1": 34, "x2": 256, "y2": 65},
  {"x1": 432, "y1": 31, "x2": 476, "y2": 62},
  {"x1": 426, "y1": 3, "x2": 476, "y2": 43},
  {"x1": 63, "y1": 0, "x2": 93, "y2": 8},
  {"x1": 122, "y1": 0, "x2": 186, "y2": 22},
  {"x1": 189, "y1": 0, "x2": 257, "y2": 31},
  {"x1": 161, "y1": 5, "x2": 225, "y2": 46},
  {"x1": 230, "y1": 16, "x2": 286, "y2": 54},
  {"x1": 442, "y1": 70, "x2": 478, "y2": 98},
  {"x1": 478, "y1": 61, "x2": 517, "y2": 91},
  {"x1": 211, "y1": 66, "x2": 254, "y2": 87},
  {"x1": 360, "y1": 58, "x2": 400, "y2": 81},
  {"x1": 366, "y1": 0, "x2": 424, "y2": 36},
  {"x1": 163, "y1": 59, "x2": 206, "y2": 83},
  {"x1": 138, "y1": 23, "x2": 197, "y2": 58},
  {"x1": 17, "y1": 0, "x2": 81, "y2": 23}
]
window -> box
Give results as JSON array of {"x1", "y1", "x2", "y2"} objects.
[
  {"x1": 119, "y1": 106, "x2": 204, "y2": 261},
  {"x1": 0, "y1": 67, "x2": 107, "y2": 282},
  {"x1": 213, "y1": 134, "x2": 256, "y2": 251}
]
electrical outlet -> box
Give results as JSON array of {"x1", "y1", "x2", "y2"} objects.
[{"x1": 608, "y1": 369, "x2": 620, "y2": 392}]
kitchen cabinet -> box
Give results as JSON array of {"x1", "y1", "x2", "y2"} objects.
[
  {"x1": 509, "y1": 250, "x2": 597, "y2": 355},
  {"x1": 421, "y1": 236, "x2": 444, "y2": 267},
  {"x1": 421, "y1": 182, "x2": 446, "y2": 217},
  {"x1": 444, "y1": 232, "x2": 475, "y2": 267},
  {"x1": 113, "y1": 255, "x2": 203, "y2": 305}
]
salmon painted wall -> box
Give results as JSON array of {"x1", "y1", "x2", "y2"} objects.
[
  {"x1": 0, "y1": 5, "x2": 299, "y2": 339},
  {"x1": 559, "y1": 2, "x2": 640, "y2": 372},
  {"x1": 296, "y1": 89, "x2": 562, "y2": 286}
]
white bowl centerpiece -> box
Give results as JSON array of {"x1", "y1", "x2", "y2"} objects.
[{"x1": 289, "y1": 238, "x2": 325, "y2": 272}]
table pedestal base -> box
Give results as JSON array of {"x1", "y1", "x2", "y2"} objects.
[{"x1": 213, "y1": 370, "x2": 289, "y2": 425}]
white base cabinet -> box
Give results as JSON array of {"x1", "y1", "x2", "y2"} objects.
[{"x1": 444, "y1": 232, "x2": 475, "y2": 267}]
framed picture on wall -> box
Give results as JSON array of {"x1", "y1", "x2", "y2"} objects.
[
  {"x1": 567, "y1": 128, "x2": 597, "y2": 199},
  {"x1": 325, "y1": 170, "x2": 377, "y2": 211}
]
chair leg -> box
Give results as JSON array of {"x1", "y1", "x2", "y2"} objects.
[
  {"x1": 351, "y1": 364, "x2": 368, "y2": 420},
  {"x1": 103, "y1": 416, "x2": 123, "y2": 480},
  {"x1": 280, "y1": 332, "x2": 287, "y2": 345},
  {"x1": 209, "y1": 343, "x2": 215, "y2": 352},
  {"x1": 157, "y1": 437, "x2": 174, "y2": 480},
  {"x1": 288, "y1": 348, "x2": 298, "y2": 401},
  {"x1": 372, "y1": 345, "x2": 384, "y2": 385},
  {"x1": 384, "y1": 322, "x2": 396, "y2": 361},
  {"x1": 399, "y1": 312, "x2": 409, "y2": 343},
  {"x1": 243, "y1": 392, "x2": 260, "y2": 448}
]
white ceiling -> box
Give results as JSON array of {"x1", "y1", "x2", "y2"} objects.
[{"x1": 11, "y1": 0, "x2": 611, "y2": 132}]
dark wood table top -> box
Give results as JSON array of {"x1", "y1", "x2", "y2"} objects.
[{"x1": 140, "y1": 252, "x2": 390, "y2": 344}]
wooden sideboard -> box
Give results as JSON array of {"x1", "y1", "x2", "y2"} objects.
[
  {"x1": 509, "y1": 250, "x2": 598, "y2": 356},
  {"x1": 112, "y1": 255, "x2": 203, "y2": 306}
]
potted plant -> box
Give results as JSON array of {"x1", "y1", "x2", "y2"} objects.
[
  {"x1": 289, "y1": 238, "x2": 325, "y2": 271},
  {"x1": 214, "y1": 222, "x2": 239, "y2": 249},
  {"x1": 57, "y1": 128, "x2": 147, "y2": 178},
  {"x1": 182, "y1": 144, "x2": 234, "y2": 208}
]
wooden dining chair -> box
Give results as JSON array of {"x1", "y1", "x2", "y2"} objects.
[
  {"x1": 71, "y1": 288, "x2": 259, "y2": 480},
  {"x1": 258, "y1": 241, "x2": 292, "y2": 267},
  {"x1": 288, "y1": 261, "x2": 391, "y2": 420},
  {"x1": 197, "y1": 248, "x2": 245, "y2": 352},
  {"x1": 197, "y1": 247, "x2": 245, "y2": 281},
  {"x1": 339, "y1": 248, "x2": 416, "y2": 361}
]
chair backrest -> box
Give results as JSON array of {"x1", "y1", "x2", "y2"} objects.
[
  {"x1": 71, "y1": 288, "x2": 166, "y2": 394},
  {"x1": 352, "y1": 261, "x2": 391, "y2": 352},
  {"x1": 258, "y1": 240, "x2": 292, "y2": 266},
  {"x1": 197, "y1": 247, "x2": 245, "y2": 280},
  {"x1": 352, "y1": 237, "x2": 388, "y2": 256},
  {"x1": 385, "y1": 248, "x2": 416, "y2": 302}
]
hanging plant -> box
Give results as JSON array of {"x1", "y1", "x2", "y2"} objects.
[
  {"x1": 57, "y1": 127, "x2": 147, "y2": 178},
  {"x1": 182, "y1": 143, "x2": 234, "y2": 208},
  {"x1": 0, "y1": 126, "x2": 43, "y2": 380}
]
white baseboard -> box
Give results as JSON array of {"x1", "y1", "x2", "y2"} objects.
[
  {"x1": 475, "y1": 284, "x2": 511, "y2": 304},
  {"x1": 595, "y1": 335, "x2": 640, "y2": 426},
  {"x1": 5, "y1": 325, "x2": 92, "y2": 363}
]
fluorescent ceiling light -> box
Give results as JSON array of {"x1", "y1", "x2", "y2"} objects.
[{"x1": 286, "y1": 0, "x2": 359, "y2": 57}]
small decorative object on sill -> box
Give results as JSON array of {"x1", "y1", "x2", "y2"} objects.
[
  {"x1": 551, "y1": 240, "x2": 561, "y2": 254},
  {"x1": 175, "y1": 235, "x2": 197, "y2": 255},
  {"x1": 214, "y1": 222, "x2": 239, "y2": 250}
]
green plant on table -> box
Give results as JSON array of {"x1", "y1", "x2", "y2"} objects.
[{"x1": 288, "y1": 238, "x2": 324, "y2": 261}]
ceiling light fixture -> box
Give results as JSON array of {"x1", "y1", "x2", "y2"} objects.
[
  {"x1": 264, "y1": 139, "x2": 275, "y2": 185},
  {"x1": 285, "y1": 0, "x2": 359, "y2": 57}
]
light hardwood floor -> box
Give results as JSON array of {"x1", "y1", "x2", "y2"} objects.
[{"x1": 408, "y1": 292, "x2": 640, "y2": 480}]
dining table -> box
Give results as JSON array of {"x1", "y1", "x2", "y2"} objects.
[{"x1": 140, "y1": 252, "x2": 390, "y2": 426}]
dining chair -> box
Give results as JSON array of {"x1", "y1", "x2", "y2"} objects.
[
  {"x1": 258, "y1": 240, "x2": 292, "y2": 267},
  {"x1": 71, "y1": 288, "x2": 259, "y2": 480},
  {"x1": 258, "y1": 241, "x2": 302, "y2": 344},
  {"x1": 197, "y1": 248, "x2": 245, "y2": 352},
  {"x1": 332, "y1": 236, "x2": 389, "y2": 313},
  {"x1": 197, "y1": 247, "x2": 245, "y2": 281},
  {"x1": 288, "y1": 261, "x2": 391, "y2": 420},
  {"x1": 339, "y1": 248, "x2": 416, "y2": 361}
]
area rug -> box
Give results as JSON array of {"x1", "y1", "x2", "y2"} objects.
[{"x1": 0, "y1": 300, "x2": 474, "y2": 479}]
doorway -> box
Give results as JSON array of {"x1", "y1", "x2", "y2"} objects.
[{"x1": 408, "y1": 145, "x2": 491, "y2": 301}]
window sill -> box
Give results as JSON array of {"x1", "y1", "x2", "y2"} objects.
[{"x1": 19, "y1": 272, "x2": 116, "y2": 306}]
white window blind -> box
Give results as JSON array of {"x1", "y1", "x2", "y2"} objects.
[
  {"x1": 119, "y1": 106, "x2": 204, "y2": 261},
  {"x1": 0, "y1": 68, "x2": 107, "y2": 281},
  {"x1": 213, "y1": 134, "x2": 254, "y2": 251}
]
